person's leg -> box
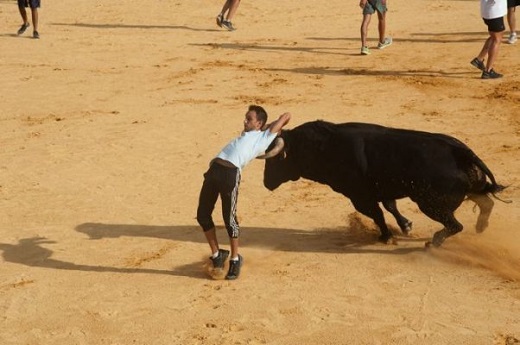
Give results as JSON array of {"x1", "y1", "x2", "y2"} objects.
[
  {"x1": 31, "y1": 7, "x2": 38, "y2": 33},
  {"x1": 19, "y1": 5, "x2": 28, "y2": 24},
  {"x1": 507, "y1": 7, "x2": 517, "y2": 42},
  {"x1": 197, "y1": 169, "x2": 220, "y2": 255},
  {"x1": 485, "y1": 31, "x2": 504, "y2": 72},
  {"x1": 219, "y1": 0, "x2": 231, "y2": 16},
  {"x1": 225, "y1": 0, "x2": 241, "y2": 21},
  {"x1": 361, "y1": 14, "x2": 372, "y2": 48},
  {"x1": 17, "y1": 1, "x2": 30, "y2": 35},
  {"x1": 507, "y1": 7, "x2": 516, "y2": 33},
  {"x1": 477, "y1": 36, "x2": 492, "y2": 61},
  {"x1": 230, "y1": 238, "x2": 239, "y2": 260},
  {"x1": 377, "y1": 10, "x2": 386, "y2": 43}
]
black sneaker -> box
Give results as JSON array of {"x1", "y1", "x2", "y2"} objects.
[
  {"x1": 210, "y1": 249, "x2": 229, "y2": 269},
  {"x1": 225, "y1": 255, "x2": 243, "y2": 280},
  {"x1": 17, "y1": 23, "x2": 30, "y2": 36},
  {"x1": 481, "y1": 69, "x2": 503, "y2": 79},
  {"x1": 33, "y1": 31, "x2": 40, "y2": 39},
  {"x1": 216, "y1": 14, "x2": 223, "y2": 27},
  {"x1": 221, "y1": 20, "x2": 236, "y2": 31},
  {"x1": 470, "y1": 57, "x2": 485, "y2": 71}
]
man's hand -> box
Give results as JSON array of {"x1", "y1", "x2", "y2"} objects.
[
  {"x1": 267, "y1": 112, "x2": 291, "y2": 135},
  {"x1": 359, "y1": 0, "x2": 367, "y2": 8}
]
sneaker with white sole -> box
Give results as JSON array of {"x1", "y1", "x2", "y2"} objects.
[
  {"x1": 361, "y1": 46, "x2": 371, "y2": 55},
  {"x1": 225, "y1": 255, "x2": 243, "y2": 280},
  {"x1": 507, "y1": 33, "x2": 517, "y2": 44},
  {"x1": 377, "y1": 37, "x2": 393, "y2": 49},
  {"x1": 221, "y1": 20, "x2": 236, "y2": 31},
  {"x1": 210, "y1": 249, "x2": 230, "y2": 269}
]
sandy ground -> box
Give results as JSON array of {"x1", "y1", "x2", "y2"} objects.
[{"x1": 1, "y1": 0, "x2": 520, "y2": 344}]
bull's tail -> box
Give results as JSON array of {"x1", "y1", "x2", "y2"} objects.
[{"x1": 468, "y1": 151, "x2": 509, "y2": 203}]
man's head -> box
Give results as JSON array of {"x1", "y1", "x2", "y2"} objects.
[{"x1": 243, "y1": 105, "x2": 268, "y2": 132}]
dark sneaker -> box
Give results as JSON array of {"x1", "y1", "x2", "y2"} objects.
[
  {"x1": 221, "y1": 20, "x2": 236, "y2": 31},
  {"x1": 225, "y1": 255, "x2": 243, "y2": 280},
  {"x1": 17, "y1": 23, "x2": 30, "y2": 35},
  {"x1": 33, "y1": 31, "x2": 40, "y2": 39},
  {"x1": 210, "y1": 249, "x2": 230, "y2": 269},
  {"x1": 216, "y1": 13, "x2": 223, "y2": 27},
  {"x1": 481, "y1": 69, "x2": 503, "y2": 79},
  {"x1": 470, "y1": 57, "x2": 485, "y2": 71}
]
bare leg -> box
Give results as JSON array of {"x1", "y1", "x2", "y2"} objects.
[
  {"x1": 508, "y1": 7, "x2": 516, "y2": 35},
  {"x1": 477, "y1": 37, "x2": 492, "y2": 61},
  {"x1": 230, "y1": 237, "x2": 239, "y2": 259},
  {"x1": 18, "y1": 6, "x2": 28, "y2": 25},
  {"x1": 204, "y1": 227, "x2": 220, "y2": 255},
  {"x1": 361, "y1": 14, "x2": 372, "y2": 47},
  {"x1": 226, "y1": 0, "x2": 241, "y2": 21},
  {"x1": 219, "y1": 0, "x2": 231, "y2": 16},
  {"x1": 31, "y1": 7, "x2": 38, "y2": 32},
  {"x1": 485, "y1": 31, "x2": 504, "y2": 71},
  {"x1": 377, "y1": 11, "x2": 386, "y2": 43}
]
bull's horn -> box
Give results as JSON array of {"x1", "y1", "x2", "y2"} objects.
[{"x1": 257, "y1": 137, "x2": 285, "y2": 159}]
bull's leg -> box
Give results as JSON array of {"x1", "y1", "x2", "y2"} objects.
[
  {"x1": 467, "y1": 193, "x2": 494, "y2": 233},
  {"x1": 351, "y1": 199, "x2": 394, "y2": 243},
  {"x1": 417, "y1": 202, "x2": 463, "y2": 247},
  {"x1": 382, "y1": 199, "x2": 413, "y2": 235}
]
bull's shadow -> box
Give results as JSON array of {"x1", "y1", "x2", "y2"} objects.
[{"x1": 75, "y1": 222, "x2": 427, "y2": 255}]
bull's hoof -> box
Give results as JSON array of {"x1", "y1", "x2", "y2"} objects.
[
  {"x1": 401, "y1": 221, "x2": 413, "y2": 236},
  {"x1": 378, "y1": 235, "x2": 397, "y2": 245},
  {"x1": 427, "y1": 233, "x2": 446, "y2": 248},
  {"x1": 475, "y1": 219, "x2": 489, "y2": 234}
]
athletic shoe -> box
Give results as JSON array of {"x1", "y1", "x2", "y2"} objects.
[
  {"x1": 470, "y1": 57, "x2": 485, "y2": 71},
  {"x1": 361, "y1": 46, "x2": 371, "y2": 55},
  {"x1": 210, "y1": 249, "x2": 230, "y2": 269},
  {"x1": 225, "y1": 255, "x2": 243, "y2": 280},
  {"x1": 377, "y1": 37, "x2": 392, "y2": 49},
  {"x1": 17, "y1": 23, "x2": 30, "y2": 35},
  {"x1": 481, "y1": 69, "x2": 503, "y2": 79},
  {"x1": 221, "y1": 20, "x2": 236, "y2": 31},
  {"x1": 507, "y1": 33, "x2": 517, "y2": 44},
  {"x1": 216, "y1": 13, "x2": 223, "y2": 28},
  {"x1": 33, "y1": 31, "x2": 40, "y2": 39}
]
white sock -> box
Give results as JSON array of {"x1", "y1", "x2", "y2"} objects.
[
  {"x1": 230, "y1": 256, "x2": 239, "y2": 261},
  {"x1": 211, "y1": 251, "x2": 219, "y2": 259}
]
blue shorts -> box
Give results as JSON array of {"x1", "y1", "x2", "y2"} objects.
[
  {"x1": 363, "y1": 0, "x2": 387, "y2": 15},
  {"x1": 18, "y1": 0, "x2": 40, "y2": 8},
  {"x1": 483, "y1": 17, "x2": 505, "y2": 33}
]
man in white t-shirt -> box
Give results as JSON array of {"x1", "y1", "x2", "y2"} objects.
[
  {"x1": 470, "y1": 0, "x2": 507, "y2": 79},
  {"x1": 196, "y1": 105, "x2": 291, "y2": 280}
]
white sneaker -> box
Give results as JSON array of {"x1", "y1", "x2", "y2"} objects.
[
  {"x1": 508, "y1": 33, "x2": 517, "y2": 44},
  {"x1": 377, "y1": 37, "x2": 393, "y2": 49}
]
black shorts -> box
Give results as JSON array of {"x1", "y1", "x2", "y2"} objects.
[
  {"x1": 508, "y1": 0, "x2": 520, "y2": 8},
  {"x1": 483, "y1": 17, "x2": 505, "y2": 33},
  {"x1": 18, "y1": 0, "x2": 40, "y2": 8}
]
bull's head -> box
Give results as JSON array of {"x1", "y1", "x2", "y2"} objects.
[{"x1": 257, "y1": 135, "x2": 300, "y2": 191}]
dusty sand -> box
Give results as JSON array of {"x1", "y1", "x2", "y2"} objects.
[{"x1": 1, "y1": 0, "x2": 520, "y2": 344}]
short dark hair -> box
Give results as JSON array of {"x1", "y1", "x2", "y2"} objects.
[{"x1": 248, "y1": 105, "x2": 268, "y2": 126}]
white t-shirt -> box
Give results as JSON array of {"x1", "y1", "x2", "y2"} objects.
[
  {"x1": 480, "y1": 0, "x2": 507, "y2": 19},
  {"x1": 213, "y1": 130, "x2": 277, "y2": 171}
]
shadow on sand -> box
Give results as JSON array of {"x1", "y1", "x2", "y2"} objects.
[{"x1": 0, "y1": 224, "x2": 428, "y2": 279}]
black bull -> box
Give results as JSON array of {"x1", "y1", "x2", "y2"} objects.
[{"x1": 260, "y1": 121, "x2": 506, "y2": 247}]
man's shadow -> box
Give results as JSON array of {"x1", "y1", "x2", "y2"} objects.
[
  {"x1": 0, "y1": 222, "x2": 426, "y2": 279},
  {"x1": 0, "y1": 237, "x2": 204, "y2": 277}
]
